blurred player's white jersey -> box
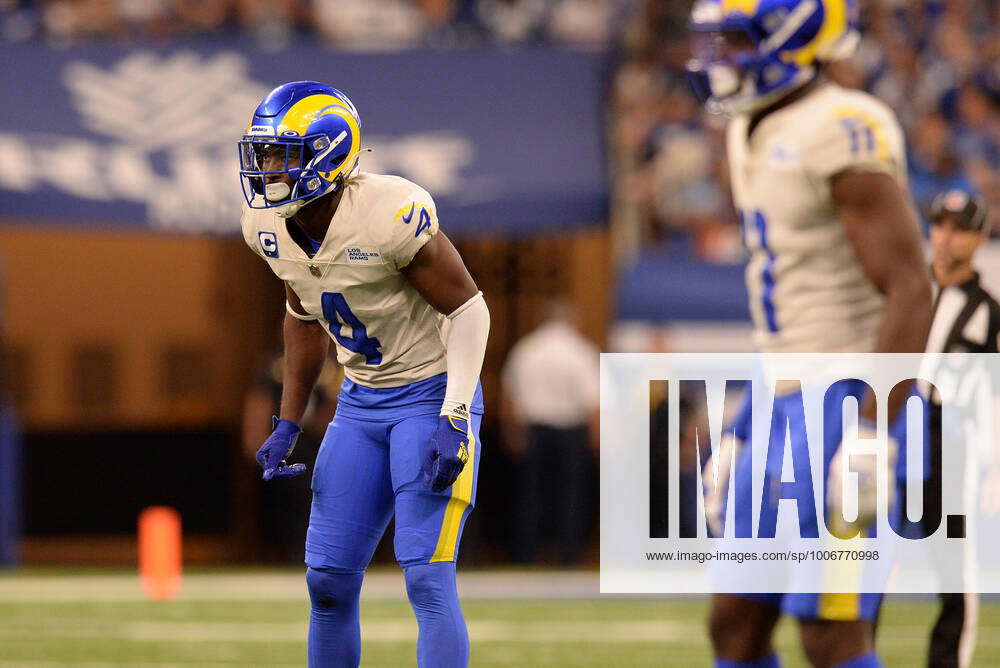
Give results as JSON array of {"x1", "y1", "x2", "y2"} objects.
[
  {"x1": 727, "y1": 82, "x2": 909, "y2": 353},
  {"x1": 242, "y1": 172, "x2": 446, "y2": 387}
]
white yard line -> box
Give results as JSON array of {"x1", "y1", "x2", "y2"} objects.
[
  {"x1": 3, "y1": 614, "x2": 986, "y2": 648},
  {"x1": 0, "y1": 571, "x2": 605, "y2": 603},
  {"x1": 0, "y1": 616, "x2": 690, "y2": 644}
]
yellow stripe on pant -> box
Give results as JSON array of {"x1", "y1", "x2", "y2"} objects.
[
  {"x1": 430, "y1": 431, "x2": 476, "y2": 563},
  {"x1": 818, "y1": 534, "x2": 864, "y2": 620},
  {"x1": 818, "y1": 592, "x2": 861, "y2": 621}
]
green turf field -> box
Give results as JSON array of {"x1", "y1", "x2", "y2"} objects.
[{"x1": 0, "y1": 570, "x2": 997, "y2": 667}]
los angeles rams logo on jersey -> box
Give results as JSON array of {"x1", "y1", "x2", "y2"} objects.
[{"x1": 344, "y1": 247, "x2": 384, "y2": 265}]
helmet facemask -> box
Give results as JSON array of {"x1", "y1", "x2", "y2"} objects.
[
  {"x1": 239, "y1": 132, "x2": 352, "y2": 218},
  {"x1": 688, "y1": 26, "x2": 816, "y2": 116}
]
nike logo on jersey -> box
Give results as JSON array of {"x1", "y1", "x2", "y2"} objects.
[
  {"x1": 768, "y1": 143, "x2": 800, "y2": 166},
  {"x1": 401, "y1": 203, "x2": 415, "y2": 224}
]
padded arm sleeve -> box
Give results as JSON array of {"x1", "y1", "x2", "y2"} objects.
[{"x1": 440, "y1": 291, "x2": 490, "y2": 420}]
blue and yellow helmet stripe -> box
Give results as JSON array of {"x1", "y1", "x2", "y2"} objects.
[
  {"x1": 276, "y1": 93, "x2": 358, "y2": 136},
  {"x1": 782, "y1": 0, "x2": 849, "y2": 66}
]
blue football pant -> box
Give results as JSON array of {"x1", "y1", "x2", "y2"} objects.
[{"x1": 305, "y1": 411, "x2": 482, "y2": 667}]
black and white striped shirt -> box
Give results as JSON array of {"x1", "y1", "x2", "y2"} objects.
[{"x1": 926, "y1": 272, "x2": 1000, "y2": 357}]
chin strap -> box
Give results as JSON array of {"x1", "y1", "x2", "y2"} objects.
[
  {"x1": 274, "y1": 199, "x2": 305, "y2": 219},
  {"x1": 265, "y1": 182, "x2": 302, "y2": 218},
  {"x1": 269, "y1": 178, "x2": 344, "y2": 219}
]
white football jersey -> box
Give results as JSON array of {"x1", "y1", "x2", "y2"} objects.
[
  {"x1": 242, "y1": 172, "x2": 447, "y2": 387},
  {"x1": 727, "y1": 82, "x2": 910, "y2": 353}
]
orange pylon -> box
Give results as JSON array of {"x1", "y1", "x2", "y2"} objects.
[{"x1": 138, "y1": 506, "x2": 182, "y2": 600}]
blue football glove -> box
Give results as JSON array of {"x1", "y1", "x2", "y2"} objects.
[
  {"x1": 256, "y1": 417, "x2": 308, "y2": 481},
  {"x1": 421, "y1": 416, "x2": 471, "y2": 493}
]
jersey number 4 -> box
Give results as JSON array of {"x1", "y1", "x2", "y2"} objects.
[{"x1": 321, "y1": 292, "x2": 383, "y2": 365}]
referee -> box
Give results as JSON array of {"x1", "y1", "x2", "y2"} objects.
[{"x1": 924, "y1": 189, "x2": 995, "y2": 668}]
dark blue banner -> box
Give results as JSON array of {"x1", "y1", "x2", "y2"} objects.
[
  {"x1": 617, "y1": 249, "x2": 750, "y2": 322},
  {"x1": 0, "y1": 405, "x2": 21, "y2": 567},
  {"x1": 0, "y1": 42, "x2": 608, "y2": 237}
]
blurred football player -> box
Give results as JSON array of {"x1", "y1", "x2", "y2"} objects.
[
  {"x1": 238, "y1": 81, "x2": 489, "y2": 668},
  {"x1": 688, "y1": 1, "x2": 933, "y2": 667}
]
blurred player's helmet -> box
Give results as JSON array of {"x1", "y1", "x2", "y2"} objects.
[
  {"x1": 687, "y1": 0, "x2": 861, "y2": 115},
  {"x1": 930, "y1": 189, "x2": 988, "y2": 233},
  {"x1": 238, "y1": 81, "x2": 362, "y2": 218}
]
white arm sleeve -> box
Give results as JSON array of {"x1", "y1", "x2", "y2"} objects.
[
  {"x1": 286, "y1": 301, "x2": 318, "y2": 321},
  {"x1": 440, "y1": 291, "x2": 490, "y2": 420}
]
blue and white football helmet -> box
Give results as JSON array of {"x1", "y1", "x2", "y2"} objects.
[
  {"x1": 687, "y1": 0, "x2": 860, "y2": 115},
  {"x1": 238, "y1": 81, "x2": 362, "y2": 218}
]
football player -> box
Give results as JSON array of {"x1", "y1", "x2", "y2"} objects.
[
  {"x1": 688, "y1": 2, "x2": 933, "y2": 667},
  {"x1": 238, "y1": 81, "x2": 489, "y2": 668}
]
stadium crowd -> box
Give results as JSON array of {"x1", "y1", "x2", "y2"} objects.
[
  {"x1": 611, "y1": 0, "x2": 1000, "y2": 260},
  {"x1": 1, "y1": 0, "x2": 997, "y2": 257},
  {"x1": 0, "y1": 0, "x2": 632, "y2": 50},
  {"x1": 6, "y1": 0, "x2": 995, "y2": 261}
]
